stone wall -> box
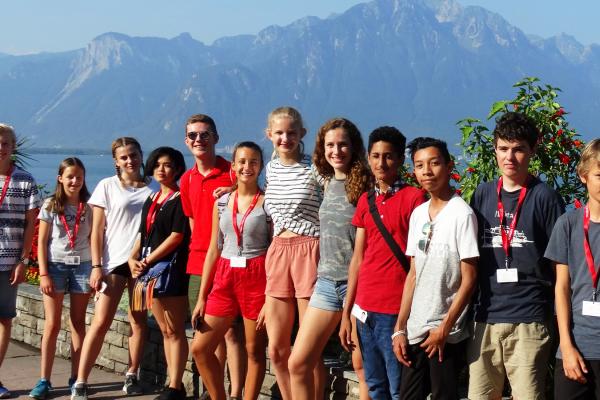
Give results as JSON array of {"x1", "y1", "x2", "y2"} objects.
[{"x1": 12, "y1": 284, "x2": 360, "y2": 399}]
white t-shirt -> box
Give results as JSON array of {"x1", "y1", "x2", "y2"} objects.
[
  {"x1": 88, "y1": 175, "x2": 159, "y2": 272},
  {"x1": 405, "y1": 195, "x2": 479, "y2": 345}
]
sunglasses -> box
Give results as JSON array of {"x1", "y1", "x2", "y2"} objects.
[
  {"x1": 186, "y1": 131, "x2": 213, "y2": 141},
  {"x1": 417, "y1": 222, "x2": 433, "y2": 253}
]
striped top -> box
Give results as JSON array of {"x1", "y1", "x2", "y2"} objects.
[{"x1": 265, "y1": 154, "x2": 323, "y2": 237}]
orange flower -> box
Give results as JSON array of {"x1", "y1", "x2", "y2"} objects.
[{"x1": 574, "y1": 140, "x2": 583, "y2": 148}]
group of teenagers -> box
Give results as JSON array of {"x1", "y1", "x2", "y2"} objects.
[{"x1": 0, "y1": 107, "x2": 598, "y2": 400}]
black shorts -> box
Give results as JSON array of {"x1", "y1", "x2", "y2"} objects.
[{"x1": 110, "y1": 262, "x2": 132, "y2": 278}]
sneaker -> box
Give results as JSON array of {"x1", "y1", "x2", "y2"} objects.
[
  {"x1": 68, "y1": 377, "x2": 76, "y2": 391},
  {"x1": 153, "y1": 387, "x2": 186, "y2": 400},
  {"x1": 70, "y1": 382, "x2": 88, "y2": 400},
  {"x1": 0, "y1": 382, "x2": 10, "y2": 399},
  {"x1": 29, "y1": 378, "x2": 52, "y2": 399},
  {"x1": 123, "y1": 373, "x2": 143, "y2": 395}
]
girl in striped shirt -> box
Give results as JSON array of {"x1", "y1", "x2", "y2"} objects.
[{"x1": 263, "y1": 107, "x2": 324, "y2": 400}]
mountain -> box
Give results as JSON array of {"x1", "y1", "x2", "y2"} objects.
[{"x1": 1, "y1": 0, "x2": 598, "y2": 151}]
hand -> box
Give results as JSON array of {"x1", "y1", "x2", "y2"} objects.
[
  {"x1": 339, "y1": 314, "x2": 354, "y2": 352},
  {"x1": 213, "y1": 186, "x2": 233, "y2": 199},
  {"x1": 39, "y1": 275, "x2": 55, "y2": 296},
  {"x1": 89, "y1": 267, "x2": 104, "y2": 292},
  {"x1": 192, "y1": 299, "x2": 206, "y2": 330},
  {"x1": 561, "y1": 345, "x2": 588, "y2": 383},
  {"x1": 420, "y1": 326, "x2": 448, "y2": 362},
  {"x1": 256, "y1": 305, "x2": 266, "y2": 331},
  {"x1": 10, "y1": 262, "x2": 26, "y2": 286},
  {"x1": 128, "y1": 258, "x2": 146, "y2": 279},
  {"x1": 393, "y1": 334, "x2": 411, "y2": 367}
]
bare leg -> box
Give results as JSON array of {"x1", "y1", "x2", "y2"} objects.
[
  {"x1": 351, "y1": 316, "x2": 371, "y2": 400},
  {"x1": 40, "y1": 292, "x2": 65, "y2": 379},
  {"x1": 289, "y1": 305, "x2": 341, "y2": 400},
  {"x1": 191, "y1": 315, "x2": 235, "y2": 400},
  {"x1": 127, "y1": 277, "x2": 147, "y2": 375},
  {"x1": 153, "y1": 297, "x2": 188, "y2": 389},
  {"x1": 225, "y1": 323, "x2": 246, "y2": 398},
  {"x1": 265, "y1": 296, "x2": 295, "y2": 400},
  {"x1": 295, "y1": 298, "x2": 326, "y2": 400},
  {"x1": 69, "y1": 293, "x2": 91, "y2": 379},
  {"x1": 242, "y1": 318, "x2": 267, "y2": 400}
]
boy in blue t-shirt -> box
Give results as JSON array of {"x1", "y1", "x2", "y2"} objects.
[{"x1": 546, "y1": 139, "x2": 600, "y2": 398}]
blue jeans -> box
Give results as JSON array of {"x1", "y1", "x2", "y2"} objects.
[{"x1": 357, "y1": 311, "x2": 402, "y2": 400}]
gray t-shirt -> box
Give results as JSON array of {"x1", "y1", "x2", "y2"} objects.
[
  {"x1": 38, "y1": 198, "x2": 92, "y2": 263},
  {"x1": 545, "y1": 208, "x2": 600, "y2": 360},
  {"x1": 317, "y1": 178, "x2": 356, "y2": 282},
  {"x1": 217, "y1": 193, "x2": 271, "y2": 259}
]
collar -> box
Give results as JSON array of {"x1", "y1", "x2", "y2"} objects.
[
  {"x1": 374, "y1": 179, "x2": 404, "y2": 196},
  {"x1": 191, "y1": 156, "x2": 229, "y2": 177}
]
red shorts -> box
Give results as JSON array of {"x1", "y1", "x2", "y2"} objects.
[{"x1": 205, "y1": 254, "x2": 266, "y2": 320}]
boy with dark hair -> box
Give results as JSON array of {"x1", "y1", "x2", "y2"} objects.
[
  {"x1": 394, "y1": 137, "x2": 478, "y2": 400},
  {"x1": 467, "y1": 112, "x2": 564, "y2": 399},
  {"x1": 340, "y1": 126, "x2": 426, "y2": 400}
]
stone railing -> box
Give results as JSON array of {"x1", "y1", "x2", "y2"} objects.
[{"x1": 12, "y1": 284, "x2": 360, "y2": 399}]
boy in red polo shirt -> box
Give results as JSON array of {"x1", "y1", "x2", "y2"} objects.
[{"x1": 180, "y1": 114, "x2": 244, "y2": 399}]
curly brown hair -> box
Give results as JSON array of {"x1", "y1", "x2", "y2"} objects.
[{"x1": 313, "y1": 118, "x2": 371, "y2": 205}]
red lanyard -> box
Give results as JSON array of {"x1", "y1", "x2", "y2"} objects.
[
  {"x1": 146, "y1": 191, "x2": 174, "y2": 236},
  {"x1": 59, "y1": 202, "x2": 85, "y2": 250},
  {"x1": 496, "y1": 177, "x2": 528, "y2": 266},
  {"x1": 584, "y1": 205, "x2": 600, "y2": 297},
  {"x1": 0, "y1": 166, "x2": 13, "y2": 207},
  {"x1": 232, "y1": 191, "x2": 260, "y2": 251}
]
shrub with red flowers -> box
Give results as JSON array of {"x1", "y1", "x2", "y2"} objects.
[{"x1": 457, "y1": 77, "x2": 586, "y2": 206}]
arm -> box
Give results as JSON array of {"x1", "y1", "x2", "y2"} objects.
[
  {"x1": 555, "y1": 262, "x2": 588, "y2": 383},
  {"x1": 11, "y1": 208, "x2": 38, "y2": 285},
  {"x1": 37, "y1": 219, "x2": 54, "y2": 295},
  {"x1": 393, "y1": 258, "x2": 417, "y2": 366},
  {"x1": 339, "y1": 227, "x2": 365, "y2": 351},
  {"x1": 192, "y1": 204, "x2": 222, "y2": 326},
  {"x1": 420, "y1": 257, "x2": 478, "y2": 361},
  {"x1": 89, "y1": 206, "x2": 106, "y2": 291}
]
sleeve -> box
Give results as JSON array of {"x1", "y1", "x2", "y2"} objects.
[
  {"x1": 88, "y1": 178, "x2": 109, "y2": 209},
  {"x1": 169, "y1": 197, "x2": 188, "y2": 234},
  {"x1": 405, "y1": 210, "x2": 419, "y2": 257},
  {"x1": 311, "y1": 163, "x2": 326, "y2": 188},
  {"x1": 542, "y1": 190, "x2": 566, "y2": 238},
  {"x1": 179, "y1": 170, "x2": 193, "y2": 217},
  {"x1": 27, "y1": 177, "x2": 42, "y2": 210},
  {"x1": 139, "y1": 197, "x2": 151, "y2": 235},
  {"x1": 457, "y1": 210, "x2": 480, "y2": 260},
  {"x1": 544, "y1": 214, "x2": 570, "y2": 265},
  {"x1": 37, "y1": 199, "x2": 54, "y2": 223},
  {"x1": 352, "y1": 193, "x2": 367, "y2": 228},
  {"x1": 264, "y1": 161, "x2": 271, "y2": 188}
]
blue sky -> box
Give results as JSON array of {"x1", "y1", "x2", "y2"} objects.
[{"x1": 1, "y1": 0, "x2": 598, "y2": 54}]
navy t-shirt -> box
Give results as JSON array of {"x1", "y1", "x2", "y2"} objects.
[
  {"x1": 545, "y1": 208, "x2": 600, "y2": 360},
  {"x1": 470, "y1": 177, "x2": 564, "y2": 323}
]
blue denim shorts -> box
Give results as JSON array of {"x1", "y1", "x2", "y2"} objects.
[
  {"x1": 48, "y1": 261, "x2": 92, "y2": 294},
  {"x1": 308, "y1": 276, "x2": 347, "y2": 312},
  {"x1": 0, "y1": 270, "x2": 18, "y2": 319}
]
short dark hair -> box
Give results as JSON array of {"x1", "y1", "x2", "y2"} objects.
[
  {"x1": 145, "y1": 146, "x2": 187, "y2": 181},
  {"x1": 493, "y1": 112, "x2": 539, "y2": 149},
  {"x1": 185, "y1": 114, "x2": 218, "y2": 136},
  {"x1": 232, "y1": 141, "x2": 265, "y2": 172},
  {"x1": 367, "y1": 126, "x2": 406, "y2": 158},
  {"x1": 407, "y1": 137, "x2": 451, "y2": 164}
]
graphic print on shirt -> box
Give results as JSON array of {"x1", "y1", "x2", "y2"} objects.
[{"x1": 482, "y1": 210, "x2": 533, "y2": 248}]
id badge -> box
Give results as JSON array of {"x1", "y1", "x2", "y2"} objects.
[
  {"x1": 64, "y1": 255, "x2": 80, "y2": 265},
  {"x1": 496, "y1": 268, "x2": 518, "y2": 283},
  {"x1": 142, "y1": 247, "x2": 151, "y2": 258},
  {"x1": 230, "y1": 256, "x2": 247, "y2": 268},
  {"x1": 351, "y1": 303, "x2": 368, "y2": 323},
  {"x1": 582, "y1": 301, "x2": 600, "y2": 317}
]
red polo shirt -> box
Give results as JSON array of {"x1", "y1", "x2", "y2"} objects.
[
  {"x1": 180, "y1": 156, "x2": 233, "y2": 275},
  {"x1": 352, "y1": 185, "x2": 426, "y2": 314}
]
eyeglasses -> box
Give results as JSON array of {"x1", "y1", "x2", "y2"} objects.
[
  {"x1": 417, "y1": 222, "x2": 433, "y2": 253},
  {"x1": 186, "y1": 131, "x2": 213, "y2": 141}
]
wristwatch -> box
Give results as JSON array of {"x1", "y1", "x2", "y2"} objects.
[{"x1": 18, "y1": 256, "x2": 29, "y2": 265}]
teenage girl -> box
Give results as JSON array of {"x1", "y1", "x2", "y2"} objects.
[
  {"x1": 288, "y1": 118, "x2": 372, "y2": 400},
  {"x1": 29, "y1": 158, "x2": 92, "y2": 399},
  {"x1": 191, "y1": 141, "x2": 269, "y2": 400},
  {"x1": 72, "y1": 137, "x2": 159, "y2": 400},
  {"x1": 128, "y1": 147, "x2": 189, "y2": 400},
  {"x1": 263, "y1": 107, "x2": 324, "y2": 400}
]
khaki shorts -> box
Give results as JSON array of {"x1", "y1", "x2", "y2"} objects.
[
  {"x1": 265, "y1": 235, "x2": 318, "y2": 298},
  {"x1": 467, "y1": 321, "x2": 551, "y2": 400}
]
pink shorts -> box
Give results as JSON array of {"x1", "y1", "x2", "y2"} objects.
[
  {"x1": 205, "y1": 254, "x2": 266, "y2": 320},
  {"x1": 265, "y1": 236, "x2": 319, "y2": 298}
]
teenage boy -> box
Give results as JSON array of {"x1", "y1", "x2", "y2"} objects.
[
  {"x1": 545, "y1": 139, "x2": 600, "y2": 398},
  {"x1": 340, "y1": 126, "x2": 426, "y2": 400},
  {"x1": 393, "y1": 137, "x2": 478, "y2": 400},
  {"x1": 180, "y1": 114, "x2": 244, "y2": 399},
  {"x1": 0, "y1": 124, "x2": 41, "y2": 398},
  {"x1": 467, "y1": 112, "x2": 564, "y2": 399}
]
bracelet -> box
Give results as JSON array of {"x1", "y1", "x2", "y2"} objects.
[
  {"x1": 92, "y1": 264, "x2": 102, "y2": 269},
  {"x1": 391, "y1": 330, "x2": 407, "y2": 340},
  {"x1": 39, "y1": 274, "x2": 48, "y2": 277}
]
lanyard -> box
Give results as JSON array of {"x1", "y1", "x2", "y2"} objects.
[
  {"x1": 0, "y1": 166, "x2": 13, "y2": 207},
  {"x1": 59, "y1": 202, "x2": 85, "y2": 250},
  {"x1": 496, "y1": 177, "x2": 528, "y2": 267},
  {"x1": 584, "y1": 205, "x2": 600, "y2": 299},
  {"x1": 146, "y1": 191, "x2": 174, "y2": 236},
  {"x1": 232, "y1": 191, "x2": 260, "y2": 252}
]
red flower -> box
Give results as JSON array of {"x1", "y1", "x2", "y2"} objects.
[
  {"x1": 555, "y1": 108, "x2": 565, "y2": 117},
  {"x1": 455, "y1": 189, "x2": 462, "y2": 195},
  {"x1": 467, "y1": 167, "x2": 475, "y2": 173},
  {"x1": 559, "y1": 154, "x2": 570, "y2": 165},
  {"x1": 574, "y1": 140, "x2": 583, "y2": 148},
  {"x1": 550, "y1": 137, "x2": 556, "y2": 143},
  {"x1": 574, "y1": 199, "x2": 583, "y2": 209},
  {"x1": 513, "y1": 104, "x2": 518, "y2": 111},
  {"x1": 451, "y1": 173, "x2": 461, "y2": 182},
  {"x1": 556, "y1": 129, "x2": 563, "y2": 137}
]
